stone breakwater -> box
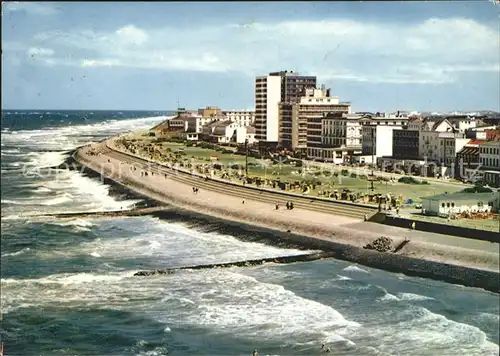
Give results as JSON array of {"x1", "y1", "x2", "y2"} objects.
[{"x1": 71, "y1": 144, "x2": 500, "y2": 294}]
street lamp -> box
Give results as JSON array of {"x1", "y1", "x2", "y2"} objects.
[{"x1": 245, "y1": 138, "x2": 249, "y2": 178}]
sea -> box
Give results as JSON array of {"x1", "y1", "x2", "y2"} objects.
[{"x1": 1, "y1": 110, "x2": 499, "y2": 356}]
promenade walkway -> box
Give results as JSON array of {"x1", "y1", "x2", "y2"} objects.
[{"x1": 74, "y1": 140, "x2": 499, "y2": 273}]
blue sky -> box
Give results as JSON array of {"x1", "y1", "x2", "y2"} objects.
[{"x1": 2, "y1": 1, "x2": 499, "y2": 112}]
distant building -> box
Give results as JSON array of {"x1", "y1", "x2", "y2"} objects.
[
  {"x1": 236, "y1": 126, "x2": 257, "y2": 145},
  {"x1": 479, "y1": 141, "x2": 500, "y2": 170},
  {"x1": 392, "y1": 129, "x2": 420, "y2": 160},
  {"x1": 198, "y1": 106, "x2": 222, "y2": 118},
  {"x1": 455, "y1": 143, "x2": 481, "y2": 182},
  {"x1": 222, "y1": 110, "x2": 255, "y2": 127},
  {"x1": 421, "y1": 192, "x2": 498, "y2": 217},
  {"x1": 150, "y1": 111, "x2": 202, "y2": 137},
  {"x1": 254, "y1": 71, "x2": 316, "y2": 144},
  {"x1": 479, "y1": 141, "x2": 500, "y2": 187},
  {"x1": 361, "y1": 121, "x2": 404, "y2": 164},
  {"x1": 201, "y1": 120, "x2": 238, "y2": 144},
  {"x1": 279, "y1": 87, "x2": 351, "y2": 151},
  {"x1": 314, "y1": 113, "x2": 362, "y2": 163},
  {"x1": 464, "y1": 123, "x2": 499, "y2": 139}
]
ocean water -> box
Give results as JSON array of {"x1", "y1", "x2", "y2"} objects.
[{"x1": 1, "y1": 111, "x2": 498, "y2": 356}]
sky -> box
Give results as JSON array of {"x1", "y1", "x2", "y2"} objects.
[{"x1": 1, "y1": 1, "x2": 499, "y2": 112}]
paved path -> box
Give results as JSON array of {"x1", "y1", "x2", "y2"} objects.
[{"x1": 74, "y1": 141, "x2": 499, "y2": 272}]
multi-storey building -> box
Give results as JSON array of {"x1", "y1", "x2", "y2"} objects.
[
  {"x1": 392, "y1": 129, "x2": 420, "y2": 160},
  {"x1": 455, "y1": 140, "x2": 484, "y2": 182},
  {"x1": 278, "y1": 87, "x2": 351, "y2": 150},
  {"x1": 255, "y1": 75, "x2": 282, "y2": 143},
  {"x1": 479, "y1": 141, "x2": 500, "y2": 187},
  {"x1": 361, "y1": 125, "x2": 403, "y2": 163},
  {"x1": 311, "y1": 113, "x2": 361, "y2": 162},
  {"x1": 198, "y1": 106, "x2": 222, "y2": 117},
  {"x1": 222, "y1": 110, "x2": 255, "y2": 128},
  {"x1": 480, "y1": 141, "x2": 500, "y2": 170},
  {"x1": 254, "y1": 71, "x2": 316, "y2": 144}
]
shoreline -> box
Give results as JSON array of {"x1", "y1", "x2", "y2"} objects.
[{"x1": 71, "y1": 141, "x2": 500, "y2": 293}]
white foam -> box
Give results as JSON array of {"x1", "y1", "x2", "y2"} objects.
[
  {"x1": 379, "y1": 293, "x2": 400, "y2": 302},
  {"x1": 357, "y1": 306, "x2": 499, "y2": 355},
  {"x1": 89, "y1": 252, "x2": 101, "y2": 257},
  {"x1": 342, "y1": 265, "x2": 370, "y2": 274},
  {"x1": 49, "y1": 218, "x2": 95, "y2": 228},
  {"x1": 41, "y1": 194, "x2": 73, "y2": 206},
  {"x1": 65, "y1": 217, "x2": 311, "y2": 265},
  {"x1": 34, "y1": 187, "x2": 52, "y2": 193},
  {"x1": 398, "y1": 292, "x2": 435, "y2": 301},
  {"x1": 1, "y1": 268, "x2": 359, "y2": 347},
  {"x1": 2, "y1": 247, "x2": 30, "y2": 257}
]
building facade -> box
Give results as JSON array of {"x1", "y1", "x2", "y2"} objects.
[
  {"x1": 455, "y1": 145, "x2": 481, "y2": 182},
  {"x1": 255, "y1": 71, "x2": 317, "y2": 143},
  {"x1": 279, "y1": 87, "x2": 351, "y2": 150},
  {"x1": 392, "y1": 129, "x2": 420, "y2": 160},
  {"x1": 361, "y1": 123, "x2": 403, "y2": 162},
  {"x1": 421, "y1": 192, "x2": 498, "y2": 217},
  {"x1": 310, "y1": 113, "x2": 361, "y2": 161},
  {"x1": 254, "y1": 75, "x2": 282, "y2": 142},
  {"x1": 479, "y1": 141, "x2": 500, "y2": 170},
  {"x1": 222, "y1": 110, "x2": 255, "y2": 128}
]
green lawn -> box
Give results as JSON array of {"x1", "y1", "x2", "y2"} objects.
[{"x1": 128, "y1": 139, "x2": 469, "y2": 203}]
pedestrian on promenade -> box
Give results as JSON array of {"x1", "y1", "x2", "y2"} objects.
[
  {"x1": 242, "y1": 199, "x2": 245, "y2": 204},
  {"x1": 410, "y1": 221, "x2": 416, "y2": 230},
  {"x1": 290, "y1": 202, "x2": 294, "y2": 210},
  {"x1": 275, "y1": 203, "x2": 279, "y2": 210},
  {"x1": 286, "y1": 201, "x2": 290, "y2": 210}
]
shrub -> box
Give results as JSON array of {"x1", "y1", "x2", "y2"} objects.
[
  {"x1": 461, "y1": 186, "x2": 493, "y2": 193},
  {"x1": 341, "y1": 169, "x2": 349, "y2": 176},
  {"x1": 398, "y1": 176, "x2": 428, "y2": 185}
]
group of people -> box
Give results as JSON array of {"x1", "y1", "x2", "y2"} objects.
[
  {"x1": 192, "y1": 186, "x2": 199, "y2": 194},
  {"x1": 274, "y1": 201, "x2": 295, "y2": 210}
]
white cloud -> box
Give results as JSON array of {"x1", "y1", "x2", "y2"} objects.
[
  {"x1": 24, "y1": 17, "x2": 500, "y2": 84},
  {"x1": 115, "y1": 25, "x2": 149, "y2": 45},
  {"x1": 3, "y1": 1, "x2": 60, "y2": 16},
  {"x1": 27, "y1": 47, "x2": 54, "y2": 57},
  {"x1": 81, "y1": 59, "x2": 121, "y2": 67}
]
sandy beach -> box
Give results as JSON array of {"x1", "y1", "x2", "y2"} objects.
[{"x1": 75, "y1": 140, "x2": 499, "y2": 274}]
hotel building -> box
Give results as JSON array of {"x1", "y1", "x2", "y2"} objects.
[{"x1": 254, "y1": 71, "x2": 316, "y2": 143}]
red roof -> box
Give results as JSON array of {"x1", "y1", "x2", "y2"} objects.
[{"x1": 467, "y1": 139, "x2": 487, "y2": 145}]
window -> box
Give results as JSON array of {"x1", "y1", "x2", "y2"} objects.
[
  {"x1": 446, "y1": 202, "x2": 450, "y2": 208},
  {"x1": 451, "y1": 202, "x2": 455, "y2": 207},
  {"x1": 478, "y1": 201, "x2": 484, "y2": 207},
  {"x1": 441, "y1": 203, "x2": 445, "y2": 208}
]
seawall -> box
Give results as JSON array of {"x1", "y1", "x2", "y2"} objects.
[{"x1": 71, "y1": 147, "x2": 500, "y2": 294}]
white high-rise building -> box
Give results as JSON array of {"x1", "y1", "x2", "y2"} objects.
[{"x1": 254, "y1": 75, "x2": 282, "y2": 142}]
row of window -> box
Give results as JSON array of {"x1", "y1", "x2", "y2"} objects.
[
  {"x1": 480, "y1": 147, "x2": 500, "y2": 155},
  {"x1": 480, "y1": 157, "x2": 500, "y2": 168},
  {"x1": 441, "y1": 201, "x2": 493, "y2": 208}
]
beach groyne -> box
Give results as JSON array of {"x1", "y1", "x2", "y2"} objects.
[
  {"x1": 71, "y1": 144, "x2": 500, "y2": 294},
  {"x1": 146, "y1": 207, "x2": 500, "y2": 293},
  {"x1": 134, "y1": 252, "x2": 335, "y2": 276}
]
